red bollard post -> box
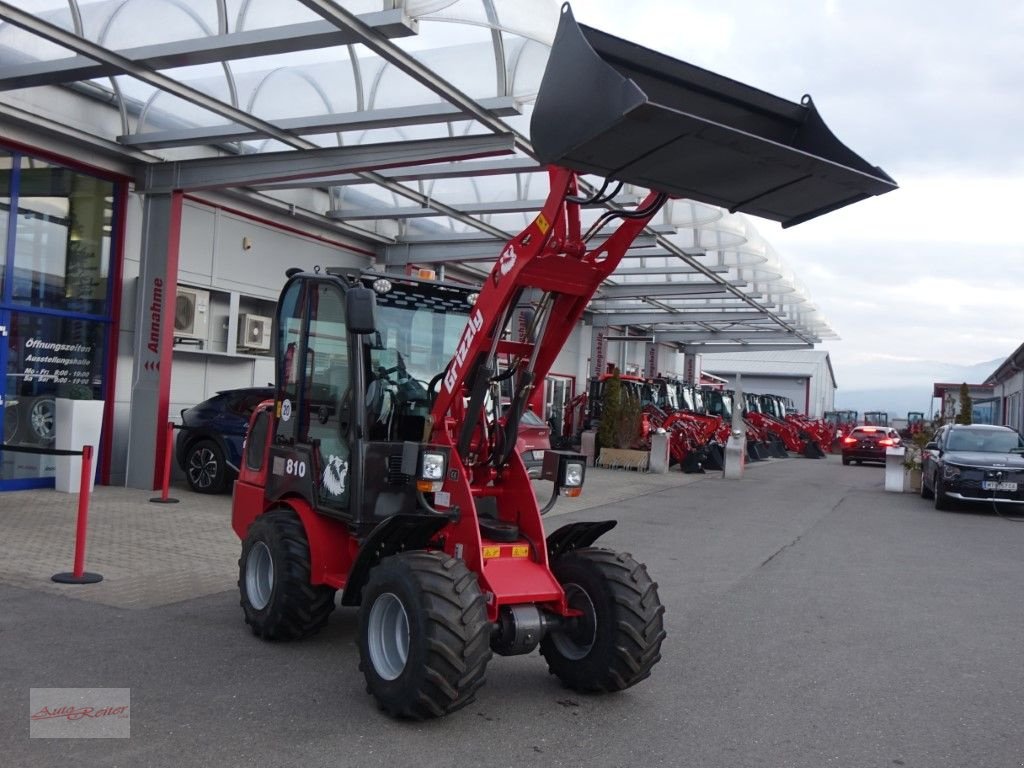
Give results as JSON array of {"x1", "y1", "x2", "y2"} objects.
[
  {"x1": 150, "y1": 421, "x2": 180, "y2": 504},
  {"x1": 52, "y1": 444, "x2": 104, "y2": 585}
]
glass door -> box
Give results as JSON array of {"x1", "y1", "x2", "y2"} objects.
[{"x1": 0, "y1": 149, "x2": 117, "y2": 490}]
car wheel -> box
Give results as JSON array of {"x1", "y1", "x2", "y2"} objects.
[
  {"x1": 186, "y1": 438, "x2": 229, "y2": 494},
  {"x1": 841, "y1": 455, "x2": 850, "y2": 466},
  {"x1": 933, "y1": 476, "x2": 951, "y2": 510},
  {"x1": 920, "y1": 472, "x2": 933, "y2": 499}
]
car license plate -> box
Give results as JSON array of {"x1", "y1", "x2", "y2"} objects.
[
  {"x1": 982, "y1": 481, "x2": 1017, "y2": 491},
  {"x1": 532, "y1": 450, "x2": 546, "y2": 460}
]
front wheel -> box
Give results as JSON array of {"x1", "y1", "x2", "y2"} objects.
[
  {"x1": 358, "y1": 551, "x2": 491, "y2": 719},
  {"x1": 933, "y1": 476, "x2": 952, "y2": 510},
  {"x1": 541, "y1": 548, "x2": 666, "y2": 692},
  {"x1": 239, "y1": 509, "x2": 336, "y2": 640},
  {"x1": 920, "y1": 472, "x2": 934, "y2": 499}
]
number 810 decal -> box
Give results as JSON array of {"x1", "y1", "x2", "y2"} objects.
[{"x1": 285, "y1": 458, "x2": 307, "y2": 478}]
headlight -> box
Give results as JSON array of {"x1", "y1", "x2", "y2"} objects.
[
  {"x1": 421, "y1": 452, "x2": 445, "y2": 481},
  {"x1": 403, "y1": 444, "x2": 449, "y2": 494},
  {"x1": 372, "y1": 278, "x2": 392, "y2": 294},
  {"x1": 541, "y1": 451, "x2": 587, "y2": 497},
  {"x1": 563, "y1": 461, "x2": 584, "y2": 488},
  {"x1": 943, "y1": 464, "x2": 961, "y2": 480}
]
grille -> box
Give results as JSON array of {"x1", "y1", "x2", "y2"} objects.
[{"x1": 387, "y1": 455, "x2": 411, "y2": 485}]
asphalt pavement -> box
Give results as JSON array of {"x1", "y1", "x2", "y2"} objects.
[{"x1": 2, "y1": 455, "x2": 1023, "y2": 768}]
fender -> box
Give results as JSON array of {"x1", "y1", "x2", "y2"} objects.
[
  {"x1": 546, "y1": 520, "x2": 617, "y2": 561},
  {"x1": 340, "y1": 513, "x2": 451, "y2": 606}
]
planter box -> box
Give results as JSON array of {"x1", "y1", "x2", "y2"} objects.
[
  {"x1": 596, "y1": 448, "x2": 650, "y2": 472},
  {"x1": 904, "y1": 468, "x2": 922, "y2": 493},
  {"x1": 55, "y1": 398, "x2": 104, "y2": 493}
]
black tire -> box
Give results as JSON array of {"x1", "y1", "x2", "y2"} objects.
[
  {"x1": 239, "y1": 509, "x2": 336, "y2": 641},
  {"x1": 933, "y1": 476, "x2": 951, "y2": 510},
  {"x1": 358, "y1": 551, "x2": 491, "y2": 719},
  {"x1": 541, "y1": 547, "x2": 666, "y2": 693},
  {"x1": 841, "y1": 455, "x2": 850, "y2": 466},
  {"x1": 185, "y1": 438, "x2": 229, "y2": 493},
  {"x1": 920, "y1": 473, "x2": 934, "y2": 499}
]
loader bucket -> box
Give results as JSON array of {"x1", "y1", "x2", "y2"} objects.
[
  {"x1": 531, "y1": 5, "x2": 897, "y2": 227},
  {"x1": 769, "y1": 437, "x2": 789, "y2": 459},
  {"x1": 802, "y1": 441, "x2": 827, "y2": 459},
  {"x1": 704, "y1": 443, "x2": 725, "y2": 471},
  {"x1": 745, "y1": 441, "x2": 763, "y2": 462}
]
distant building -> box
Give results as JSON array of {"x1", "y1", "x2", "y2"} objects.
[
  {"x1": 931, "y1": 383, "x2": 997, "y2": 425},
  {"x1": 701, "y1": 350, "x2": 836, "y2": 417},
  {"x1": 983, "y1": 343, "x2": 1024, "y2": 430}
]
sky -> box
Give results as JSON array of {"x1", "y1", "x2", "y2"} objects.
[{"x1": 570, "y1": 0, "x2": 1024, "y2": 391}]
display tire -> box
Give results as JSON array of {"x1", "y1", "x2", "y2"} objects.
[
  {"x1": 358, "y1": 551, "x2": 491, "y2": 719},
  {"x1": 541, "y1": 547, "x2": 666, "y2": 693},
  {"x1": 185, "y1": 438, "x2": 229, "y2": 494},
  {"x1": 238, "y1": 508, "x2": 336, "y2": 641}
]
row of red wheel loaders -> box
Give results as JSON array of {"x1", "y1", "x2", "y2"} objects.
[
  {"x1": 229, "y1": 4, "x2": 894, "y2": 719},
  {"x1": 560, "y1": 375, "x2": 831, "y2": 471}
]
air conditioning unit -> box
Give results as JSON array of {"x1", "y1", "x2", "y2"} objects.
[
  {"x1": 174, "y1": 286, "x2": 210, "y2": 345},
  {"x1": 238, "y1": 313, "x2": 272, "y2": 351}
]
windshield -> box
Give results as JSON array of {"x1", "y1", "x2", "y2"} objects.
[
  {"x1": 705, "y1": 391, "x2": 732, "y2": 418},
  {"x1": 369, "y1": 281, "x2": 473, "y2": 389},
  {"x1": 946, "y1": 429, "x2": 1024, "y2": 453}
]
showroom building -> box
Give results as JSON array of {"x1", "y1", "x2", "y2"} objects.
[{"x1": 0, "y1": 1, "x2": 881, "y2": 491}]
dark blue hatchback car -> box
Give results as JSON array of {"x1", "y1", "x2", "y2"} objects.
[{"x1": 176, "y1": 387, "x2": 274, "y2": 493}]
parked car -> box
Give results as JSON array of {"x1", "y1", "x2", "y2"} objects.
[
  {"x1": 176, "y1": 387, "x2": 274, "y2": 493},
  {"x1": 841, "y1": 425, "x2": 902, "y2": 465},
  {"x1": 920, "y1": 423, "x2": 1024, "y2": 510}
]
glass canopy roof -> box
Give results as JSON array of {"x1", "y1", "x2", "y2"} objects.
[{"x1": 0, "y1": 0, "x2": 837, "y2": 350}]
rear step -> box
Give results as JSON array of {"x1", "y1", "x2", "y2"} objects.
[{"x1": 531, "y1": 4, "x2": 896, "y2": 227}]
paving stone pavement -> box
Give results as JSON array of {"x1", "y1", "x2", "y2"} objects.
[{"x1": 0, "y1": 462, "x2": 732, "y2": 609}]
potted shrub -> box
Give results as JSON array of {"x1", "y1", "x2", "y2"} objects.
[{"x1": 901, "y1": 430, "x2": 932, "y2": 493}]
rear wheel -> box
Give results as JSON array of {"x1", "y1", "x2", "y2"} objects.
[
  {"x1": 186, "y1": 439, "x2": 228, "y2": 493},
  {"x1": 358, "y1": 551, "x2": 491, "y2": 719},
  {"x1": 239, "y1": 509, "x2": 336, "y2": 640},
  {"x1": 841, "y1": 455, "x2": 850, "y2": 466},
  {"x1": 541, "y1": 548, "x2": 666, "y2": 692}
]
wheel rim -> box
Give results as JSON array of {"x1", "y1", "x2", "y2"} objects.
[
  {"x1": 188, "y1": 446, "x2": 217, "y2": 489},
  {"x1": 30, "y1": 399, "x2": 55, "y2": 442},
  {"x1": 552, "y1": 582, "x2": 597, "y2": 660},
  {"x1": 367, "y1": 592, "x2": 410, "y2": 681},
  {"x1": 245, "y1": 541, "x2": 274, "y2": 610}
]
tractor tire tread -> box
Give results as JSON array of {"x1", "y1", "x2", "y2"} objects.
[
  {"x1": 239, "y1": 509, "x2": 335, "y2": 641},
  {"x1": 359, "y1": 551, "x2": 491, "y2": 720},
  {"x1": 541, "y1": 547, "x2": 665, "y2": 694}
]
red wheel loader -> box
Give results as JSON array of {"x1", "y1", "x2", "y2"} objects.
[{"x1": 230, "y1": 4, "x2": 895, "y2": 719}]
